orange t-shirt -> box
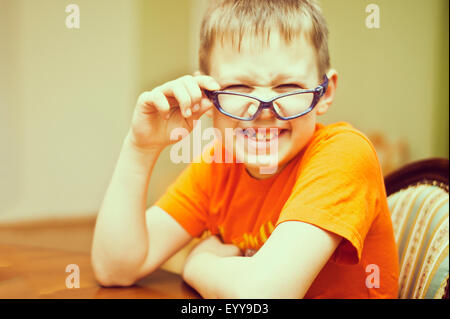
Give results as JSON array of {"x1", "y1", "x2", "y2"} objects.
[{"x1": 155, "y1": 121, "x2": 399, "y2": 298}]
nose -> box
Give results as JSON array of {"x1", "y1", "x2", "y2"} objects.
[
  {"x1": 251, "y1": 88, "x2": 278, "y2": 120},
  {"x1": 255, "y1": 102, "x2": 277, "y2": 120}
]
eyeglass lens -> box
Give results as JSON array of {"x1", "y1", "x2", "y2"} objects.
[{"x1": 217, "y1": 92, "x2": 315, "y2": 119}]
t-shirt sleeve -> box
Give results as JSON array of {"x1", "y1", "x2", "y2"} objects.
[
  {"x1": 154, "y1": 161, "x2": 210, "y2": 238},
  {"x1": 275, "y1": 130, "x2": 384, "y2": 265}
]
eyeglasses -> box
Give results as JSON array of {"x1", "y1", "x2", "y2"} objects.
[{"x1": 204, "y1": 75, "x2": 329, "y2": 121}]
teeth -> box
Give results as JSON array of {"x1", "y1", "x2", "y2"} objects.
[
  {"x1": 243, "y1": 129, "x2": 256, "y2": 138},
  {"x1": 243, "y1": 129, "x2": 280, "y2": 141}
]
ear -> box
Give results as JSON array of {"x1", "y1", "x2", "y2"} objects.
[{"x1": 315, "y1": 69, "x2": 338, "y2": 116}]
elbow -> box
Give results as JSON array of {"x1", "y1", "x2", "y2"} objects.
[
  {"x1": 97, "y1": 277, "x2": 136, "y2": 288},
  {"x1": 91, "y1": 253, "x2": 140, "y2": 287},
  {"x1": 93, "y1": 267, "x2": 137, "y2": 288},
  {"x1": 92, "y1": 266, "x2": 138, "y2": 288}
]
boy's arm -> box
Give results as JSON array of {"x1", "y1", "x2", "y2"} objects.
[
  {"x1": 91, "y1": 134, "x2": 193, "y2": 286},
  {"x1": 183, "y1": 221, "x2": 342, "y2": 298}
]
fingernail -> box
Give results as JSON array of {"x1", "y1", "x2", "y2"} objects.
[
  {"x1": 185, "y1": 108, "x2": 192, "y2": 117},
  {"x1": 193, "y1": 104, "x2": 200, "y2": 112}
]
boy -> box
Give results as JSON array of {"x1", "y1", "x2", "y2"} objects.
[{"x1": 91, "y1": 0, "x2": 399, "y2": 298}]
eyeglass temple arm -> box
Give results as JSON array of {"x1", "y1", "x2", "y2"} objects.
[{"x1": 319, "y1": 75, "x2": 329, "y2": 97}]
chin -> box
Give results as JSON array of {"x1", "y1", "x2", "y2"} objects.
[{"x1": 233, "y1": 135, "x2": 292, "y2": 178}]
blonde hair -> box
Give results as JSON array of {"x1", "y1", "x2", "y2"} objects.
[{"x1": 199, "y1": 0, "x2": 330, "y2": 78}]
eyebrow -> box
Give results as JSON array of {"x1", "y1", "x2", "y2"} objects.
[{"x1": 220, "y1": 73, "x2": 308, "y2": 88}]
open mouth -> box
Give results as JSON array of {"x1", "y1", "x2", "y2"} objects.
[
  {"x1": 240, "y1": 127, "x2": 288, "y2": 142},
  {"x1": 234, "y1": 127, "x2": 289, "y2": 157}
]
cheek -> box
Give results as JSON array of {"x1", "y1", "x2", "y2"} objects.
[
  {"x1": 212, "y1": 109, "x2": 235, "y2": 129},
  {"x1": 289, "y1": 115, "x2": 316, "y2": 147},
  {"x1": 212, "y1": 112, "x2": 239, "y2": 147}
]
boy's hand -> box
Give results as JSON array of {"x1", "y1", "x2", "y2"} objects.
[
  {"x1": 127, "y1": 74, "x2": 220, "y2": 151},
  {"x1": 183, "y1": 235, "x2": 242, "y2": 279}
]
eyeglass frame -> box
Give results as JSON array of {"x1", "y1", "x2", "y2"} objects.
[{"x1": 203, "y1": 75, "x2": 329, "y2": 121}]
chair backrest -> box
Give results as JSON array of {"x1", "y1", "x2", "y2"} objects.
[{"x1": 385, "y1": 158, "x2": 449, "y2": 299}]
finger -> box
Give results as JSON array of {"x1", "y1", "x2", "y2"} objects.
[
  {"x1": 194, "y1": 75, "x2": 221, "y2": 91},
  {"x1": 150, "y1": 90, "x2": 171, "y2": 119},
  {"x1": 189, "y1": 98, "x2": 214, "y2": 122},
  {"x1": 199, "y1": 95, "x2": 214, "y2": 113},
  {"x1": 138, "y1": 91, "x2": 165, "y2": 116},
  {"x1": 162, "y1": 83, "x2": 192, "y2": 118},
  {"x1": 194, "y1": 76, "x2": 220, "y2": 116},
  {"x1": 136, "y1": 91, "x2": 154, "y2": 108},
  {"x1": 182, "y1": 76, "x2": 203, "y2": 113}
]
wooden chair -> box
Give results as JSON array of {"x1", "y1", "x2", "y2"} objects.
[{"x1": 384, "y1": 158, "x2": 449, "y2": 299}]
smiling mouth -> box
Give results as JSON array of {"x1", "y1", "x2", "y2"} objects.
[{"x1": 240, "y1": 128, "x2": 288, "y2": 142}]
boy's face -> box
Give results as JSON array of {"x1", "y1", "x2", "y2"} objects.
[{"x1": 208, "y1": 32, "x2": 335, "y2": 178}]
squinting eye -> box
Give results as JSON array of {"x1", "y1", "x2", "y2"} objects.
[
  {"x1": 222, "y1": 85, "x2": 252, "y2": 92},
  {"x1": 276, "y1": 84, "x2": 302, "y2": 90}
]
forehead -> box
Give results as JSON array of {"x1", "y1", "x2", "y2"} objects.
[{"x1": 209, "y1": 32, "x2": 318, "y2": 84}]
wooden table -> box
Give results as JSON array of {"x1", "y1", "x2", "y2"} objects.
[{"x1": 0, "y1": 243, "x2": 201, "y2": 299}]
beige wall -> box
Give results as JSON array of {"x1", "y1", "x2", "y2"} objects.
[
  {"x1": 0, "y1": 0, "x2": 139, "y2": 222},
  {"x1": 319, "y1": 0, "x2": 449, "y2": 161},
  {"x1": 0, "y1": 0, "x2": 21, "y2": 220},
  {"x1": 433, "y1": 0, "x2": 449, "y2": 158}
]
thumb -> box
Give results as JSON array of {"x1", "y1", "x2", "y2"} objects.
[{"x1": 196, "y1": 96, "x2": 214, "y2": 117}]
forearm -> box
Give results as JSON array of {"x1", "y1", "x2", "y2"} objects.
[
  {"x1": 91, "y1": 130, "x2": 162, "y2": 284},
  {"x1": 183, "y1": 253, "x2": 254, "y2": 299}
]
